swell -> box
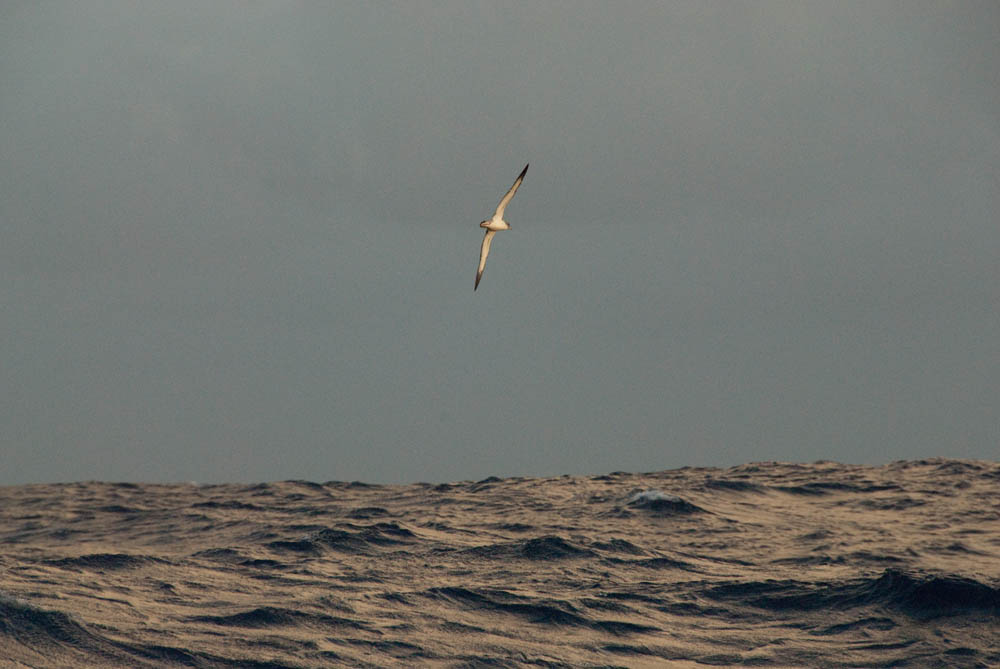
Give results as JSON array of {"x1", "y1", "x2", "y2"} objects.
[
  {"x1": 0, "y1": 595, "x2": 304, "y2": 668},
  {"x1": 703, "y1": 569, "x2": 1000, "y2": 619},
  {"x1": 189, "y1": 606, "x2": 369, "y2": 631},
  {"x1": 265, "y1": 522, "x2": 417, "y2": 556},
  {"x1": 425, "y1": 586, "x2": 659, "y2": 634}
]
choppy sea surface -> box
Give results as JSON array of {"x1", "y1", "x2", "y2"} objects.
[{"x1": 1, "y1": 458, "x2": 998, "y2": 668}]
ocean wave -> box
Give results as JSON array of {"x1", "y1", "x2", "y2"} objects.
[
  {"x1": 425, "y1": 586, "x2": 659, "y2": 634},
  {"x1": 704, "y1": 569, "x2": 1000, "y2": 619},
  {"x1": 625, "y1": 490, "x2": 704, "y2": 514},
  {"x1": 267, "y1": 522, "x2": 418, "y2": 555},
  {"x1": 463, "y1": 535, "x2": 596, "y2": 560},
  {"x1": 189, "y1": 606, "x2": 369, "y2": 631}
]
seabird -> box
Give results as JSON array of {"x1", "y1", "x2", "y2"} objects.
[{"x1": 475, "y1": 163, "x2": 529, "y2": 290}]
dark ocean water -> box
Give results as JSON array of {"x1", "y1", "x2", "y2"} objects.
[{"x1": 1, "y1": 458, "x2": 998, "y2": 667}]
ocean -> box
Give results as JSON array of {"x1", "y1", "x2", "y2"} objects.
[{"x1": 1, "y1": 458, "x2": 998, "y2": 667}]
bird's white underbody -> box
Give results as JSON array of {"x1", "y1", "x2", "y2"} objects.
[{"x1": 475, "y1": 163, "x2": 528, "y2": 290}]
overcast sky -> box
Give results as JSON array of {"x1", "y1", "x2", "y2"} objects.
[{"x1": 2, "y1": 2, "x2": 998, "y2": 484}]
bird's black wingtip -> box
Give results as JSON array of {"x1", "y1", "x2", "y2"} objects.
[{"x1": 519, "y1": 164, "x2": 529, "y2": 178}]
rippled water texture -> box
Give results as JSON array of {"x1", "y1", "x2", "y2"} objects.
[{"x1": 2, "y1": 459, "x2": 998, "y2": 667}]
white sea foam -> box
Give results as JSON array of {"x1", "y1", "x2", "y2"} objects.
[{"x1": 628, "y1": 490, "x2": 682, "y2": 505}]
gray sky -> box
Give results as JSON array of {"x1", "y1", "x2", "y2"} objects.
[{"x1": 2, "y1": 1, "x2": 998, "y2": 484}]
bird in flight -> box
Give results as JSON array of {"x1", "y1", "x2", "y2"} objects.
[{"x1": 475, "y1": 163, "x2": 529, "y2": 290}]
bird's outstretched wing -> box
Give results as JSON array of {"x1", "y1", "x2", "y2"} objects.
[
  {"x1": 493, "y1": 163, "x2": 529, "y2": 219},
  {"x1": 475, "y1": 229, "x2": 496, "y2": 290}
]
